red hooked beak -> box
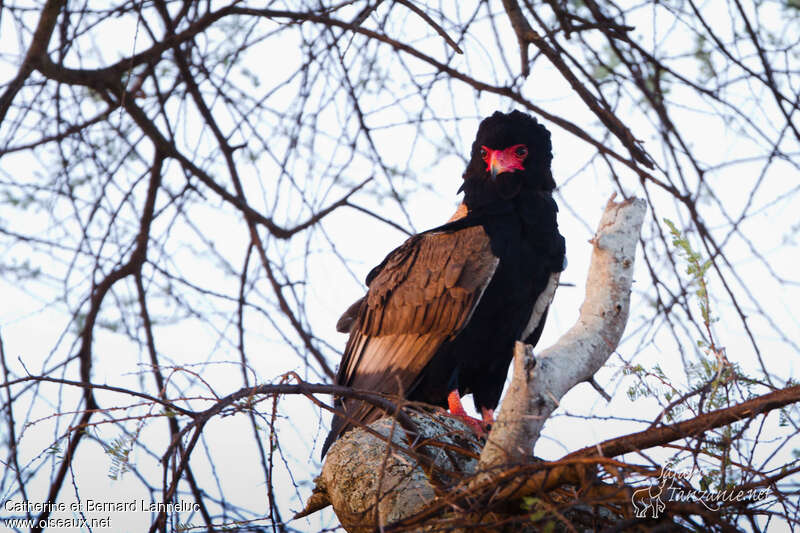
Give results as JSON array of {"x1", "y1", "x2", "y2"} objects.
[{"x1": 481, "y1": 144, "x2": 528, "y2": 179}]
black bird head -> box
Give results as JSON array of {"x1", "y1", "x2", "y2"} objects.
[{"x1": 460, "y1": 111, "x2": 555, "y2": 207}]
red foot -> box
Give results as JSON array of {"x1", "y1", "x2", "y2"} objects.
[
  {"x1": 481, "y1": 407, "x2": 495, "y2": 430},
  {"x1": 447, "y1": 390, "x2": 486, "y2": 436}
]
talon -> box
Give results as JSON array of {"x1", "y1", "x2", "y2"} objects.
[{"x1": 481, "y1": 407, "x2": 494, "y2": 433}]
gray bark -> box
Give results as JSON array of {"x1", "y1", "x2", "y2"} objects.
[{"x1": 299, "y1": 196, "x2": 647, "y2": 531}]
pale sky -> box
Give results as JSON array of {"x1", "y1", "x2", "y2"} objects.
[{"x1": 0, "y1": 2, "x2": 798, "y2": 531}]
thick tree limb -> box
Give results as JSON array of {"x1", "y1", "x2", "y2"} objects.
[
  {"x1": 480, "y1": 195, "x2": 647, "y2": 468},
  {"x1": 305, "y1": 196, "x2": 647, "y2": 530},
  {"x1": 305, "y1": 413, "x2": 482, "y2": 532},
  {"x1": 566, "y1": 383, "x2": 800, "y2": 461}
]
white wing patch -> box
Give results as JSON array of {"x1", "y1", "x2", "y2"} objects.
[
  {"x1": 455, "y1": 256, "x2": 499, "y2": 338},
  {"x1": 520, "y1": 271, "x2": 560, "y2": 340}
]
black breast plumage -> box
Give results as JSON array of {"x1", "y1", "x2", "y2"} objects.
[{"x1": 322, "y1": 111, "x2": 565, "y2": 457}]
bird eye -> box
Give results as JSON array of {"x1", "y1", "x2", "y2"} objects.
[
  {"x1": 515, "y1": 146, "x2": 528, "y2": 158},
  {"x1": 480, "y1": 147, "x2": 488, "y2": 160}
]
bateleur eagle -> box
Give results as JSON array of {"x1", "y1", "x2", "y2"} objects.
[{"x1": 322, "y1": 110, "x2": 566, "y2": 457}]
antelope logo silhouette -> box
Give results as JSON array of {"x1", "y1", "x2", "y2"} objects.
[{"x1": 631, "y1": 475, "x2": 670, "y2": 518}]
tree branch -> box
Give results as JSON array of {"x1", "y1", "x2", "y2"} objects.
[
  {"x1": 0, "y1": 0, "x2": 65, "y2": 124},
  {"x1": 309, "y1": 196, "x2": 647, "y2": 531},
  {"x1": 482, "y1": 195, "x2": 647, "y2": 466}
]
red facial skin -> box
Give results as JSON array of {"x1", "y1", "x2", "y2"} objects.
[{"x1": 481, "y1": 144, "x2": 528, "y2": 177}]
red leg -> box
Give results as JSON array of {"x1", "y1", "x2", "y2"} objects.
[
  {"x1": 447, "y1": 390, "x2": 485, "y2": 436},
  {"x1": 447, "y1": 389, "x2": 468, "y2": 417}
]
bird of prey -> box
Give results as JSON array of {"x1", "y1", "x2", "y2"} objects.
[{"x1": 321, "y1": 110, "x2": 566, "y2": 457}]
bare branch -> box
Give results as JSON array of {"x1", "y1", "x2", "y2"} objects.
[{"x1": 486, "y1": 195, "x2": 647, "y2": 460}]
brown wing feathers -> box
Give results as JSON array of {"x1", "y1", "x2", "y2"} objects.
[
  {"x1": 360, "y1": 227, "x2": 495, "y2": 338},
  {"x1": 323, "y1": 225, "x2": 497, "y2": 454},
  {"x1": 335, "y1": 202, "x2": 469, "y2": 335}
]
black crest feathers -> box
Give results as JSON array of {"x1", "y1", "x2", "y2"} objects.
[{"x1": 465, "y1": 110, "x2": 555, "y2": 191}]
